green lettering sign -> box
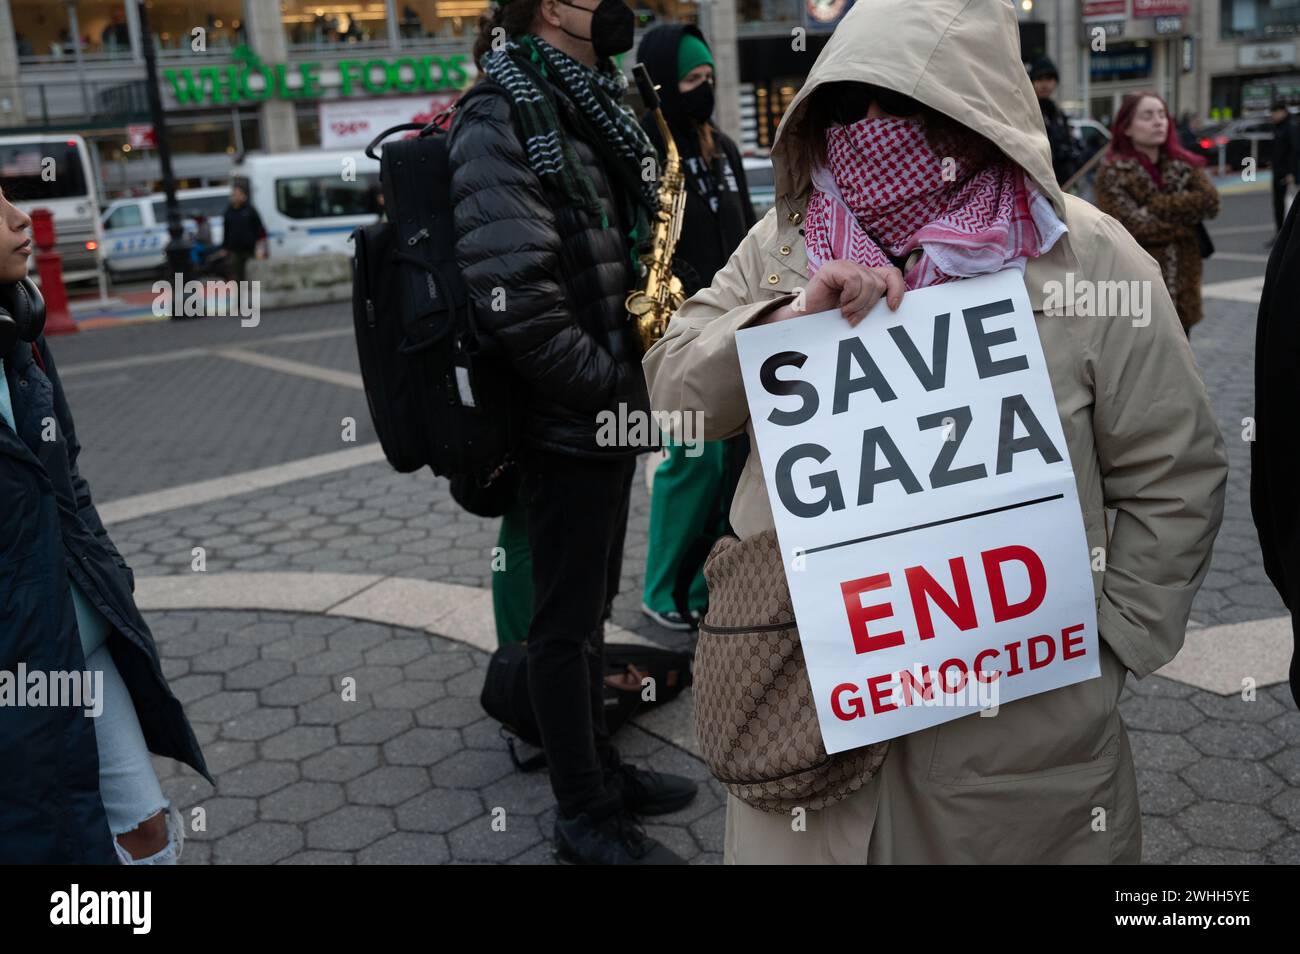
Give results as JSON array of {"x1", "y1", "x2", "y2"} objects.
[{"x1": 161, "y1": 44, "x2": 471, "y2": 107}]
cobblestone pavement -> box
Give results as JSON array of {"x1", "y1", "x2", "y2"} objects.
[
  {"x1": 48, "y1": 189, "x2": 1300, "y2": 863},
  {"x1": 151, "y1": 610, "x2": 724, "y2": 865}
]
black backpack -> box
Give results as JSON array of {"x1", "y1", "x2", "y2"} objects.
[
  {"x1": 350, "y1": 84, "x2": 518, "y2": 510},
  {"x1": 481, "y1": 642, "x2": 694, "y2": 771}
]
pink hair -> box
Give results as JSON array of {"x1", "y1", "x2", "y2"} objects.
[{"x1": 1104, "y1": 91, "x2": 1206, "y2": 166}]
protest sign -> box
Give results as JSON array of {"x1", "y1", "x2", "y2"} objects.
[{"x1": 734, "y1": 268, "x2": 1099, "y2": 753}]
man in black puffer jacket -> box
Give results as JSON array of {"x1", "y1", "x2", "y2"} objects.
[{"x1": 452, "y1": 0, "x2": 697, "y2": 865}]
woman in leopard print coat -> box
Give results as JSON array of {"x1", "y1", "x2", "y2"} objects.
[{"x1": 1094, "y1": 92, "x2": 1220, "y2": 333}]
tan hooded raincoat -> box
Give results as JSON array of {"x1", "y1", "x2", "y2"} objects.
[{"x1": 642, "y1": 0, "x2": 1229, "y2": 864}]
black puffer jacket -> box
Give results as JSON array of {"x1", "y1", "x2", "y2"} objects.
[{"x1": 448, "y1": 78, "x2": 652, "y2": 460}]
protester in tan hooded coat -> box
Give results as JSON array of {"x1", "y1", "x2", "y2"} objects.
[{"x1": 643, "y1": 0, "x2": 1228, "y2": 864}]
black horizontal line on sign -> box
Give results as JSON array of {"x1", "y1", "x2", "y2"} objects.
[{"x1": 802, "y1": 493, "x2": 1067, "y2": 556}]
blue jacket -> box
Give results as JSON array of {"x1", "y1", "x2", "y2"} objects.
[{"x1": 0, "y1": 336, "x2": 210, "y2": 863}]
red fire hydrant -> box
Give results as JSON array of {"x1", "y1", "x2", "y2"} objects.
[{"x1": 30, "y1": 208, "x2": 78, "y2": 336}]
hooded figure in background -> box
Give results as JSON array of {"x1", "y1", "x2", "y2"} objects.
[
  {"x1": 635, "y1": 24, "x2": 756, "y2": 631},
  {"x1": 1029, "y1": 56, "x2": 1083, "y2": 186},
  {"x1": 644, "y1": 0, "x2": 1227, "y2": 863}
]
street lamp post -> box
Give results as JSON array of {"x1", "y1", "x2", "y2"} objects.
[{"x1": 136, "y1": 0, "x2": 193, "y2": 317}]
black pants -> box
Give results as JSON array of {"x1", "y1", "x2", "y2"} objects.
[
  {"x1": 1274, "y1": 179, "x2": 1291, "y2": 233},
  {"x1": 520, "y1": 449, "x2": 636, "y2": 819}
]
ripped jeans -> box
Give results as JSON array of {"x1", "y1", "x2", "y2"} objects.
[{"x1": 85, "y1": 644, "x2": 184, "y2": 864}]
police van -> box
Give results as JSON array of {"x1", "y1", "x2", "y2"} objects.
[
  {"x1": 229, "y1": 150, "x2": 381, "y2": 259},
  {"x1": 100, "y1": 187, "x2": 228, "y2": 279}
]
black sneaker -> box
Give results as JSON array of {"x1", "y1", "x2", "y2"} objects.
[
  {"x1": 641, "y1": 602, "x2": 699, "y2": 632},
  {"x1": 553, "y1": 809, "x2": 686, "y2": 865},
  {"x1": 609, "y1": 760, "x2": 699, "y2": 816}
]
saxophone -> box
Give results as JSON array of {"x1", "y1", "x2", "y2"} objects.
[{"x1": 627, "y1": 63, "x2": 686, "y2": 353}]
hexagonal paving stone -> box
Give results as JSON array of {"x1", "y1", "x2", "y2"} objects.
[
  {"x1": 280, "y1": 851, "x2": 355, "y2": 865},
  {"x1": 1267, "y1": 833, "x2": 1300, "y2": 864},
  {"x1": 1185, "y1": 717, "x2": 1286, "y2": 759},
  {"x1": 220, "y1": 707, "x2": 298, "y2": 743},
  {"x1": 298, "y1": 691, "x2": 372, "y2": 726},
  {"x1": 402, "y1": 651, "x2": 476, "y2": 682},
  {"x1": 1119, "y1": 696, "x2": 1205, "y2": 734},
  {"x1": 446, "y1": 813, "x2": 542, "y2": 862},
  {"x1": 383, "y1": 727, "x2": 462, "y2": 767},
  {"x1": 430, "y1": 750, "x2": 514, "y2": 789},
  {"x1": 364, "y1": 639, "x2": 431, "y2": 667},
  {"x1": 357, "y1": 832, "x2": 451, "y2": 864},
  {"x1": 346, "y1": 766, "x2": 431, "y2": 807},
  {"x1": 339, "y1": 709, "x2": 415, "y2": 745},
  {"x1": 294, "y1": 648, "x2": 366, "y2": 677},
  {"x1": 260, "y1": 781, "x2": 347, "y2": 824},
  {"x1": 371, "y1": 680, "x2": 447, "y2": 710},
  {"x1": 1140, "y1": 816, "x2": 1191, "y2": 863},
  {"x1": 226, "y1": 658, "x2": 295, "y2": 691},
  {"x1": 198, "y1": 740, "x2": 258, "y2": 776},
  {"x1": 261, "y1": 725, "x2": 338, "y2": 761},
  {"x1": 1266, "y1": 746, "x2": 1300, "y2": 787},
  {"x1": 302, "y1": 744, "x2": 381, "y2": 782},
  {"x1": 213, "y1": 822, "x2": 305, "y2": 864},
  {"x1": 186, "y1": 796, "x2": 258, "y2": 841},
  {"x1": 261, "y1": 634, "x2": 330, "y2": 662},
  {"x1": 218, "y1": 760, "x2": 299, "y2": 798},
  {"x1": 168, "y1": 674, "x2": 223, "y2": 705},
  {"x1": 479, "y1": 771, "x2": 558, "y2": 817},
  {"x1": 306, "y1": 806, "x2": 396, "y2": 852},
  {"x1": 394, "y1": 789, "x2": 484, "y2": 833},
  {"x1": 190, "y1": 643, "x2": 259, "y2": 674},
  {"x1": 1173, "y1": 801, "x2": 1286, "y2": 851},
  {"x1": 187, "y1": 690, "x2": 259, "y2": 724},
  {"x1": 416, "y1": 696, "x2": 485, "y2": 729},
  {"x1": 259, "y1": 674, "x2": 334, "y2": 708},
  {"x1": 1189, "y1": 690, "x2": 1286, "y2": 724},
  {"x1": 1180, "y1": 757, "x2": 1287, "y2": 804}
]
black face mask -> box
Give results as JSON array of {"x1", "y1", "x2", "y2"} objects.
[
  {"x1": 557, "y1": 0, "x2": 635, "y2": 60},
  {"x1": 678, "y1": 80, "x2": 714, "y2": 123}
]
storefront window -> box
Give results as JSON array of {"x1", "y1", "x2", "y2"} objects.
[
  {"x1": 1220, "y1": 0, "x2": 1300, "y2": 40},
  {"x1": 144, "y1": 0, "x2": 247, "y2": 56},
  {"x1": 12, "y1": 0, "x2": 135, "y2": 61},
  {"x1": 739, "y1": 0, "x2": 802, "y2": 34},
  {"x1": 283, "y1": 1, "x2": 392, "y2": 49},
  {"x1": 394, "y1": 1, "x2": 488, "y2": 46}
]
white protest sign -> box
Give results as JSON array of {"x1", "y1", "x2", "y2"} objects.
[{"x1": 735, "y1": 268, "x2": 1099, "y2": 754}]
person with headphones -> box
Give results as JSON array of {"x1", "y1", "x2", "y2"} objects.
[{"x1": 0, "y1": 186, "x2": 210, "y2": 863}]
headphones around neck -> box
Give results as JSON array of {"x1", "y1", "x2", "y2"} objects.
[{"x1": 0, "y1": 277, "x2": 46, "y2": 354}]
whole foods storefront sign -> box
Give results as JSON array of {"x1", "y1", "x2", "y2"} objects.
[{"x1": 163, "y1": 44, "x2": 471, "y2": 107}]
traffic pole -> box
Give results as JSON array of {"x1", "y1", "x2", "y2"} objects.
[{"x1": 30, "y1": 207, "x2": 78, "y2": 336}]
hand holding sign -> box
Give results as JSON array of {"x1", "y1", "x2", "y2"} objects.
[
  {"x1": 736, "y1": 269, "x2": 1098, "y2": 754},
  {"x1": 758, "y1": 261, "x2": 905, "y2": 327}
]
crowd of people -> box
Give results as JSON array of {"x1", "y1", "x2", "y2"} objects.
[{"x1": 2, "y1": 0, "x2": 1298, "y2": 866}]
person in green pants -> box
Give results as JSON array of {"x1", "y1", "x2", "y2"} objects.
[
  {"x1": 635, "y1": 24, "x2": 756, "y2": 631},
  {"x1": 492, "y1": 498, "x2": 534, "y2": 645},
  {"x1": 642, "y1": 440, "x2": 728, "y2": 629}
]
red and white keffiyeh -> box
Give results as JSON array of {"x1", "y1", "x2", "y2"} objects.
[{"x1": 804, "y1": 116, "x2": 1066, "y2": 289}]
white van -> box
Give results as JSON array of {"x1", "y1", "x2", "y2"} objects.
[
  {"x1": 100, "y1": 187, "x2": 229, "y2": 278},
  {"x1": 229, "y1": 150, "x2": 381, "y2": 259},
  {"x1": 0, "y1": 134, "x2": 104, "y2": 286}
]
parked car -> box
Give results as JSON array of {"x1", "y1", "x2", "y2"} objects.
[
  {"x1": 1187, "y1": 117, "x2": 1275, "y2": 172},
  {"x1": 1069, "y1": 117, "x2": 1111, "y2": 164},
  {"x1": 101, "y1": 186, "x2": 228, "y2": 279}
]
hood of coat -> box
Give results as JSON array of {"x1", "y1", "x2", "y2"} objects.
[
  {"x1": 770, "y1": 0, "x2": 1067, "y2": 224},
  {"x1": 636, "y1": 22, "x2": 709, "y2": 129}
]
